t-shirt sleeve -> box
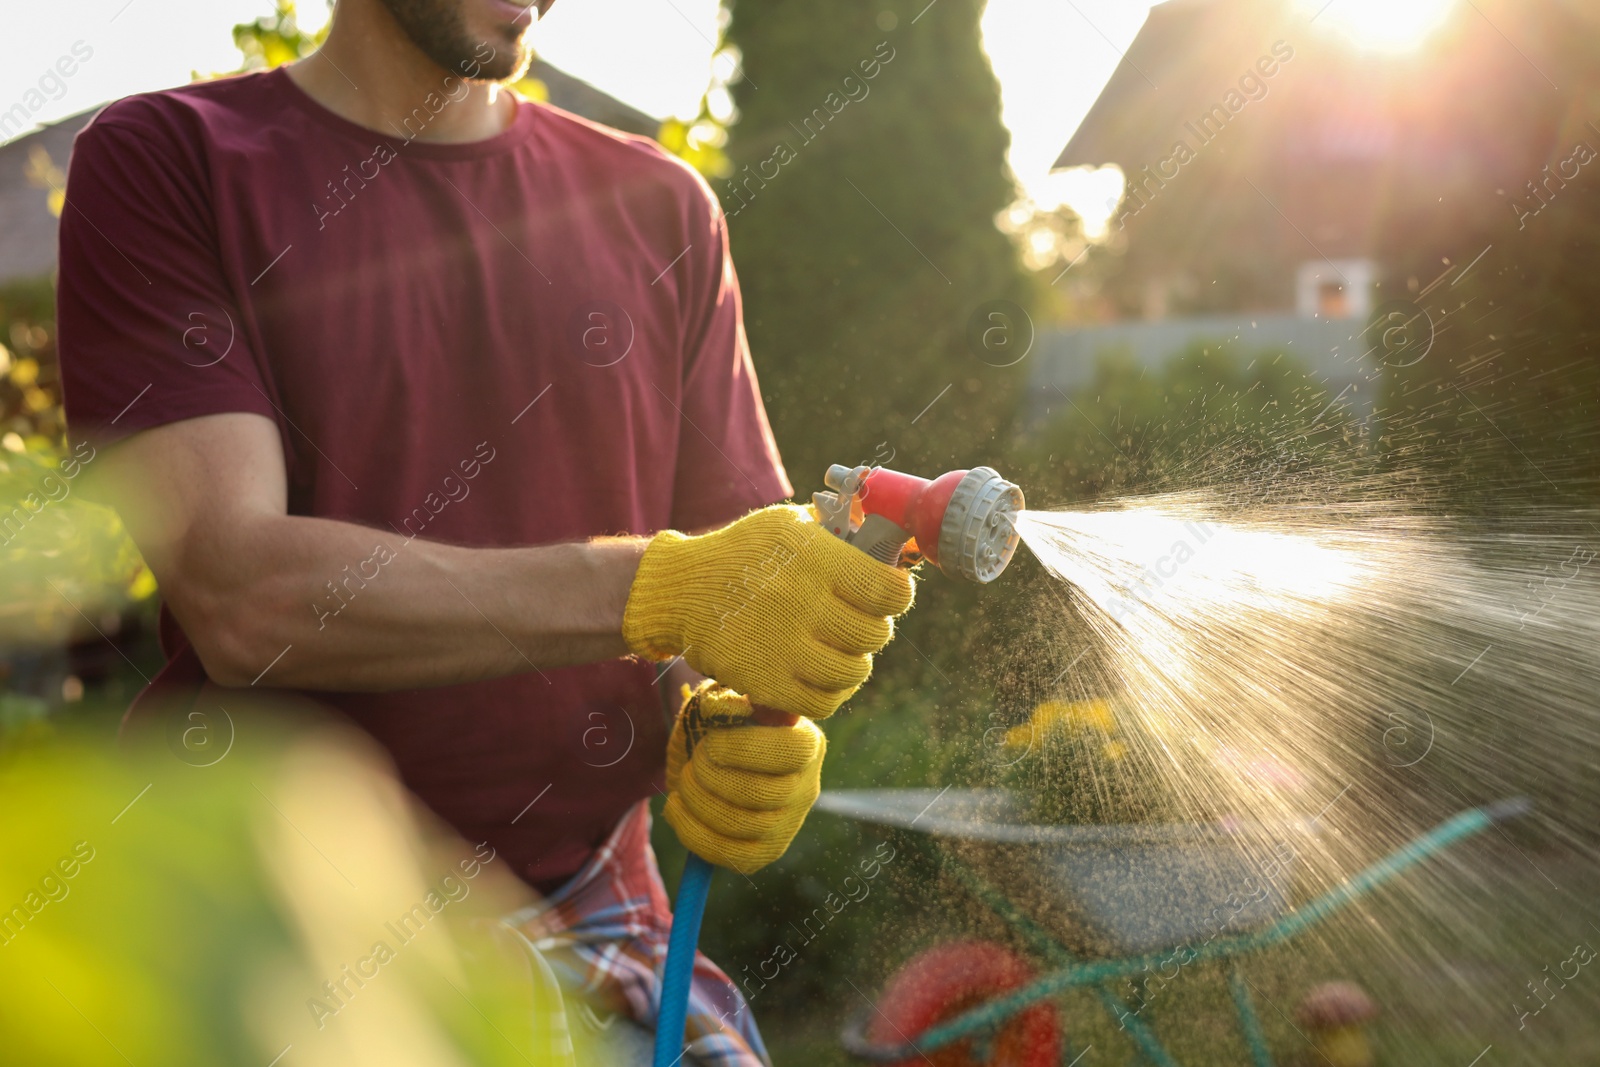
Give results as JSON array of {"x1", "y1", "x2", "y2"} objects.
[
  {"x1": 668, "y1": 175, "x2": 793, "y2": 531},
  {"x1": 56, "y1": 109, "x2": 276, "y2": 449}
]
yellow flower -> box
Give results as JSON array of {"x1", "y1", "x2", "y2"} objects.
[
  {"x1": 10, "y1": 357, "x2": 40, "y2": 388},
  {"x1": 1004, "y1": 698, "x2": 1118, "y2": 748},
  {"x1": 510, "y1": 76, "x2": 549, "y2": 103},
  {"x1": 128, "y1": 566, "x2": 159, "y2": 601},
  {"x1": 1073, "y1": 699, "x2": 1117, "y2": 733}
]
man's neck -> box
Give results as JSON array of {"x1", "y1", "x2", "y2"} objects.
[{"x1": 287, "y1": 1, "x2": 515, "y2": 144}]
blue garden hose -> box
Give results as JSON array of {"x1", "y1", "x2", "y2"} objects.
[
  {"x1": 653, "y1": 696, "x2": 798, "y2": 1067},
  {"x1": 654, "y1": 851, "x2": 715, "y2": 1067}
]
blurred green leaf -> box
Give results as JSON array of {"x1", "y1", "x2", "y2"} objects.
[{"x1": 230, "y1": 0, "x2": 327, "y2": 71}]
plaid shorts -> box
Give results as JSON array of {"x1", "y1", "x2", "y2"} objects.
[{"x1": 502, "y1": 801, "x2": 770, "y2": 1067}]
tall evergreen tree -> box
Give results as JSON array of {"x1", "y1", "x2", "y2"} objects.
[
  {"x1": 719, "y1": 0, "x2": 1028, "y2": 490},
  {"x1": 685, "y1": 16, "x2": 1033, "y2": 991}
]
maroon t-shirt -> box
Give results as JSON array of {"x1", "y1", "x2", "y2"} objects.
[{"x1": 56, "y1": 68, "x2": 791, "y2": 889}]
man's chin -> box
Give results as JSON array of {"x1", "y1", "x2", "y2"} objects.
[
  {"x1": 476, "y1": 49, "x2": 534, "y2": 85},
  {"x1": 463, "y1": 26, "x2": 534, "y2": 82}
]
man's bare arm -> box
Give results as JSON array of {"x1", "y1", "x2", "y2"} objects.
[{"x1": 88, "y1": 412, "x2": 646, "y2": 691}]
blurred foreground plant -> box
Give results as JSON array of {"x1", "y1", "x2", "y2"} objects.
[
  {"x1": 0, "y1": 440, "x2": 154, "y2": 649},
  {"x1": 0, "y1": 716, "x2": 579, "y2": 1066}
]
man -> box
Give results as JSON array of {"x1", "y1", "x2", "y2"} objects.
[{"x1": 55, "y1": 0, "x2": 914, "y2": 1062}]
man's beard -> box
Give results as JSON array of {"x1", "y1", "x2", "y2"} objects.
[{"x1": 375, "y1": 0, "x2": 532, "y2": 82}]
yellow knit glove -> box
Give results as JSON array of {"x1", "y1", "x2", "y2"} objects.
[
  {"x1": 623, "y1": 504, "x2": 915, "y2": 719},
  {"x1": 664, "y1": 682, "x2": 826, "y2": 875}
]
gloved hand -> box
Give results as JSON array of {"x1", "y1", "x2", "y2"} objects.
[
  {"x1": 623, "y1": 504, "x2": 915, "y2": 719},
  {"x1": 663, "y1": 681, "x2": 825, "y2": 875}
]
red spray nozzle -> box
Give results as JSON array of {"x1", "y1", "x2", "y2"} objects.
[
  {"x1": 850, "y1": 467, "x2": 967, "y2": 568},
  {"x1": 816, "y1": 464, "x2": 1025, "y2": 584}
]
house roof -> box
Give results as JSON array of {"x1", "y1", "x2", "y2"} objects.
[
  {"x1": 1054, "y1": 0, "x2": 1294, "y2": 172},
  {"x1": 531, "y1": 59, "x2": 658, "y2": 137},
  {"x1": 0, "y1": 59, "x2": 658, "y2": 288},
  {"x1": 0, "y1": 110, "x2": 91, "y2": 287}
]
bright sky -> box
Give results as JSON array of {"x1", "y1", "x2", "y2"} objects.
[{"x1": 1, "y1": 0, "x2": 1151, "y2": 225}]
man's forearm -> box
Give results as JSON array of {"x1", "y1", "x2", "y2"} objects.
[{"x1": 179, "y1": 511, "x2": 648, "y2": 690}]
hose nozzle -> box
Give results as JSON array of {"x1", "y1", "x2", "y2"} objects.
[{"x1": 814, "y1": 464, "x2": 1025, "y2": 583}]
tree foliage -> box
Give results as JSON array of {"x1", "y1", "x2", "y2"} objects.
[
  {"x1": 1370, "y1": 11, "x2": 1600, "y2": 507},
  {"x1": 230, "y1": 0, "x2": 327, "y2": 70},
  {"x1": 1012, "y1": 341, "x2": 1362, "y2": 506},
  {"x1": 662, "y1": 0, "x2": 1029, "y2": 1007},
  {"x1": 718, "y1": 0, "x2": 1028, "y2": 488}
]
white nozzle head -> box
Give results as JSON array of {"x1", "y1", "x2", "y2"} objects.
[{"x1": 937, "y1": 467, "x2": 1025, "y2": 583}]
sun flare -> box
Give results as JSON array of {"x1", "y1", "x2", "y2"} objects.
[{"x1": 1303, "y1": 0, "x2": 1457, "y2": 52}]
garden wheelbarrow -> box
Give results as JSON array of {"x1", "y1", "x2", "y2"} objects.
[{"x1": 817, "y1": 788, "x2": 1531, "y2": 1067}]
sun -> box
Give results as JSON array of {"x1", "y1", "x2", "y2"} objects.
[{"x1": 1303, "y1": 0, "x2": 1457, "y2": 52}]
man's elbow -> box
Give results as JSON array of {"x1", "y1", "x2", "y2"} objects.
[
  {"x1": 191, "y1": 638, "x2": 257, "y2": 688},
  {"x1": 171, "y1": 580, "x2": 285, "y2": 688}
]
